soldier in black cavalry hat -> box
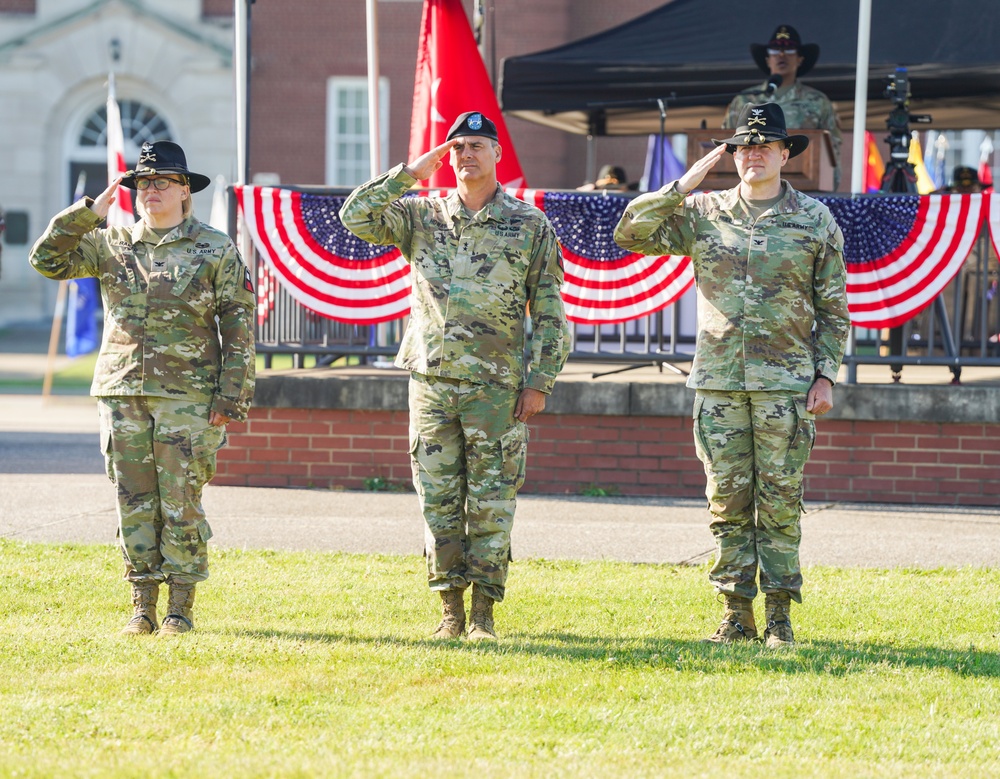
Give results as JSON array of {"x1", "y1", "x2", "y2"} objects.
[
  {"x1": 29, "y1": 139, "x2": 255, "y2": 638},
  {"x1": 723, "y1": 24, "x2": 843, "y2": 191},
  {"x1": 615, "y1": 101, "x2": 850, "y2": 650}
]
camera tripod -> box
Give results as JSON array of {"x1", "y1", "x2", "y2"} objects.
[{"x1": 879, "y1": 158, "x2": 962, "y2": 384}]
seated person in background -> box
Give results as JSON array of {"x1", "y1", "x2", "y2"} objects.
[
  {"x1": 723, "y1": 24, "x2": 843, "y2": 191},
  {"x1": 937, "y1": 165, "x2": 983, "y2": 194},
  {"x1": 578, "y1": 164, "x2": 633, "y2": 191}
]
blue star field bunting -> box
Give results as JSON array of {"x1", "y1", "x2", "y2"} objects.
[{"x1": 238, "y1": 186, "x2": 994, "y2": 329}]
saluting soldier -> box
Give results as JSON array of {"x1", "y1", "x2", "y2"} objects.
[
  {"x1": 30, "y1": 141, "x2": 255, "y2": 636},
  {"x1": 614, "y1": 103, "x2": 849, "y2": 649},
  {"x1": 340, "y1": 111, "x2": 570, "y2": 641}
]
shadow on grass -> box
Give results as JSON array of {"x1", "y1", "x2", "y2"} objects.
[{"x1": 217, "y1": 627, "x2": 1000, "y2": 677}]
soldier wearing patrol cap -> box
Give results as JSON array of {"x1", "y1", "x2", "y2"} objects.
[
  {"x1": 30, "y1": 140, "x2": 255, "y2": 637},
  {"x1": 615, "y1": 102, "x2": 850, "y2": 649},
  {"x1": 723, "y1": 24, "x2": 843, "y2": 191},
  {"x1": 340, "y1": 112, "x2": 570, "y2": 642}
]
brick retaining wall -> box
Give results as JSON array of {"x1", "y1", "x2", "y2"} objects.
[{"x1": 215, "y1": 372, "x2": 1000, "y2": 507}]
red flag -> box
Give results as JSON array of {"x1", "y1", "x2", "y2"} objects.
[
  {"x1": 978, "y1": 136, "x2": 994, "y2": 191},
  {"x1": 107, "y1": 73, "x2": 134, "y2": 227},
  {"x1": 409, "y1": 0, "x2": 525, "y2": 188},
  {"x1": 863, "y1": 131, "x2": 885, "y2": 193}
]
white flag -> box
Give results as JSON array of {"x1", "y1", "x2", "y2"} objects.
[{"x1": 106, "y1": 73, "x2": 134, "y2": 227}]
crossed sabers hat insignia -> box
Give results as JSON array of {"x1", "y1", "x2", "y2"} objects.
[
  {"x1": 745, "y1": 110, "x2": 767, "y2": 144},
  {"x1": 710, "y1": 102, "x2": 811, "y2": 158}
]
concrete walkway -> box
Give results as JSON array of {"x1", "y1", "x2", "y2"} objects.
[{"x1": 2, "y1": 393, "x2": 999, "y2": 568}]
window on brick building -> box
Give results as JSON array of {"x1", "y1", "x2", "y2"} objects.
[
  {"x1": 79, "y1": 100, "x2": 173, "y2": 149},
  {"x1": 326, "y1": 77, "x2": 389, "y2": 187},
  {"x1": 70, "y1": 100, "x2": 175, "y2": 202}
]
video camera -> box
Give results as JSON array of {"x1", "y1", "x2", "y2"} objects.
[{"x1": 883, "y1": 67, "x2": 932, "y2": 162}]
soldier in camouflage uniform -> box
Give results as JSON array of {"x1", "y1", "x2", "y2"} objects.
[
  {"x1": 723, "y1": 25, "x2": 843, "y2": 191},
  {"x1": 30, "y1": 141, "x2": 255, "y2": 637},
  {"x1": 614, "y1": 103, "x2": 849, "y2": 649},
  {"x1": 340, "y1": 111, "x2": 570, "y2": 641}
]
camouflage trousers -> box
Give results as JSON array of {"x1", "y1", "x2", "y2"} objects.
[
  {"x1": 692, "y1": 389, "x2": 816, "y2": 603},
  {"x1": 98, "y1": 396, "x2": 226, "y2": 585},
  {"x1": 408, "y1": 373, "x2": 528, "y2": 602}
]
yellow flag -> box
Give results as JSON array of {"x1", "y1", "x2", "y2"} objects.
[{"x1": 907, "y1": 131, "x2": 937, "y2": 194}]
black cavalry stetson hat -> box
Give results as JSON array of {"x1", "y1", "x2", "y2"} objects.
[
  {"x1": 445, "y1": 111, "x2": 499, "y2": 142},
  {"x1": 750, "y1": 24, "x2": 820, "y2": 78},
  {"x1": 712, "y1": 103, "x2": 810, "y2": 159},
  {"x1": 121, "y1": 140, "x2": 212, "y2": 193}
]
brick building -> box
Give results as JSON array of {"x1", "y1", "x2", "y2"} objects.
[
  {"x1": 0, "y1": 0, "x2": 665, "y2": 327},
  {"x1": 244, "y1": 0, "x2": 665, "y2": 189},
  {"x1": 0, "y1": 0, "x2": 235, "y2": 325}
]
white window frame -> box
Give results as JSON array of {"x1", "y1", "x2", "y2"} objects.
[{"x1": 326, "y1": 76, "x2": 390, "y2": 187}]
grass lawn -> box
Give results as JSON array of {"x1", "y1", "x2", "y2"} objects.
[{"x1": 1, "y1": 542, "x2": 998, "y2": 778}]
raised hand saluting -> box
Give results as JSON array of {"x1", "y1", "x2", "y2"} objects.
[
  {"x1": 677, "y1": 144, "x2": 728, "y2": 194},
  {"x1": 403, "y1": 140, "x2": 459, "y2": 182},
  {"x1": 89, "y1": 177, "x2": 123, "y2": 220}
]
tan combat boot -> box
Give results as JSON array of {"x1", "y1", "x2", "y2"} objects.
[
  {"x1": 703, "y1": 595, "x2": 758, "y2": 643},
  {"x1": 467, "y1": 585, "x2": 497, "y2": 641},
  {"x1": 120, "y1": 582, "x2": 159, "y2": 635},
  {"x1": 763, "y1": 592, "x2": 795, "y2": 649},
  {"x1": 430, "y1": 589, "x2": 466, "y2": 640},
  {"x1": 159, "y1": 582, "x2": 196, "y2": 636}
]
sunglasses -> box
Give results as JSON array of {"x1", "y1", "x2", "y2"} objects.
[
  {"x1": 135, "y1": 177, "x2": 186, "y2": 191},
  {"x1": 767, "y1": 48, "x2": 798, "y2": 56}
]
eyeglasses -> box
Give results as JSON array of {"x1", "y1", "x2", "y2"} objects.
[
  {"x1": 733, "y1": 143, "x2": 782, "y2": 156},
  {"x1": 135, "y1": 177, "x2": 186, "y2": 191},
  {"x1": 767, "y1": 48, "x2": 798, "y2": 56}
]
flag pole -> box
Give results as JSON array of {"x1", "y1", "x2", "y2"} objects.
[
  {"x1": 235, "y1": 0, "x2": 252, "y2": 185},
  {"x1": 849, "y1": 0, "x2": 872, "y2": 195},
  {"x1": 365, "y1": 0, "x2": 382, "y2": 177},
  {"x1": 42, "y1": 281, "x2": 67, "y2": 400},
  {"x1": 845, "y1": 0, "x2": 872, "y2": 383}
]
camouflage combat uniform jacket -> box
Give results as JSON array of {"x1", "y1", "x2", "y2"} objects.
[
  {"x1": 724, "y1": 82, "x2": 843, "y2": 190},
  {"x1": 29, "y1": 200, "x2": 256, "y2": 421},
  {"x1": 614, "y1": 181, "x2": 850, "y2": 392},
  {"x1": 339, "y1": 164, "x2": 570, "y2": 393}
]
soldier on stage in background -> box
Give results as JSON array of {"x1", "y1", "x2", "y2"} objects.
[{"x1": 724, "y1": 24, "x2": 843, "y2": 191}]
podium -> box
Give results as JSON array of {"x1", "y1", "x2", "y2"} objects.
[{"x1": 684, "y1": 129, "x2": 837, "y2": 192}]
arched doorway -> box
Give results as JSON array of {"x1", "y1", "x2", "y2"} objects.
[{"x1": 68, "y1": 99, "x2": 175, "y2": 204}]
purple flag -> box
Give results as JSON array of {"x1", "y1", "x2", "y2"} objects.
[{"x1": 642, "y1": 134, "x2": 685, "y2": 191}]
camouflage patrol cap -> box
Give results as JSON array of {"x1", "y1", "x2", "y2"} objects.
[
  {"x1": 712, "y1": 103, "x2": 810, "y2": 159},
  {"x1": 446, "y1": 112, "x2": 499, "y2": 142},
  {"x1": 121, "y1": 141, "x2": 212, "y2": 193}
]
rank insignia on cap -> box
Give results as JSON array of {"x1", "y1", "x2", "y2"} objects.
[{"x1": 445, "y1": 111, "x2": 499, "y2": 141}]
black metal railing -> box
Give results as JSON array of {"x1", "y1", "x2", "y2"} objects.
[{"x1": 233, "y1": 188, "x2": 1000, "y2": 382}]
